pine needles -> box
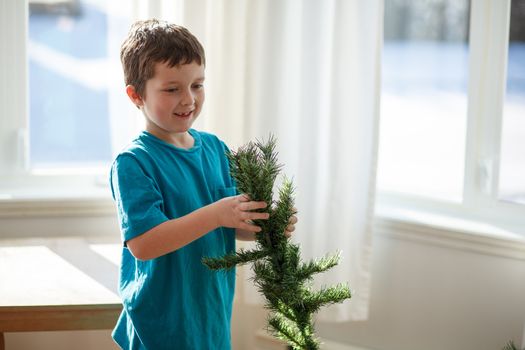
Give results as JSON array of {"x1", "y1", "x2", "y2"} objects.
[
  {"x1": 202, "y1": 135, "x2": 351, "y2": 350},
  {"x1": 503, "y1": 341, "x2": 524, "y2": 350}
]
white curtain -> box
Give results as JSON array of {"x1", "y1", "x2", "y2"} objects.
[{"x1": 139, "y1": 0, "x2": 382, "y2": 322}]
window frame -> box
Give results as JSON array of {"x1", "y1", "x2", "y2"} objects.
[
  {"x1": 0, "y1": 0, "x2": 184, "y2": 223},
  {"x1": 0, "y1": 0, "x2": 145, "y2": 207},
  {"x1": 1, "y1": 0, "x2": 29, "y2": 182},
  {"x1": 377, "y1": 0, "x2": 525, "y2": 237},
  {"x1": 0, "y1": 0, "x2": 173, "y2": 239}
]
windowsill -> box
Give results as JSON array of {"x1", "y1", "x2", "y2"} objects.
[
  {"x1": 374, "y1": 203, "x2": 525, "y2": 261},
  {"x1": 0, "y1": 189, "x2": 114, "y2": 218},
  {"x1": 2, "y1": 186, "x2": 525, "y2": 261},
  {"x1": 0, "y1": 169, "x2": 115, "y2": 218}
]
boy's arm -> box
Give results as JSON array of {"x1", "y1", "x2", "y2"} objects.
[{"x1": 127, "y1": 195, "x2": 268, "y2": 260}]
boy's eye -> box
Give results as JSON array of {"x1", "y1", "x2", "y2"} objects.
[
  {"x1": 164, "y1": 88, "x2": 178, "y2": 93},
  {"x1": 193, "y1": 84, "x2": 204, "y2": 89}
]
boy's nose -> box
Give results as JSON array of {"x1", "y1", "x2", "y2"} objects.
[{"x1": 181, "y1": 90, "x2": 195, "y2": 106}]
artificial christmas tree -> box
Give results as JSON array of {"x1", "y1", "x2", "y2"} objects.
[{"x1": 203, "y1": 136, "x2": 351, "y2": 350}]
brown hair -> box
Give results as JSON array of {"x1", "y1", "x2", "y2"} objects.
[{"x1": 120, "y1": 19, "x2": 205, "y2": 97}]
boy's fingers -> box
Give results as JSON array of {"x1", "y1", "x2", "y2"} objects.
[
  {"x1": 251, "y1": 212, "x2": 270, "y2": 220},
  {"x1": 240, "y1": 201, "x2": 267, "y2": 211},
  {"x1": 238, "y1": 194, "x2": 250, "y2": 202},
  {"x1": 240, "y1": 211, "x2": 269, "y2": 222},
  {"x1": 289, "y1": 216, "x2": 298, "y2": 224}
]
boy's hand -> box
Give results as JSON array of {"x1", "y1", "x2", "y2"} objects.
[
  {"x1": 215, "y1": 194, "x2": 269, "y2": 232},
  {"x1": 284, "y1": 208, "x2": 298, "y2": 238}
]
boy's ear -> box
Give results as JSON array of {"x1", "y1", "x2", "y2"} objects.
[{"x1": 126, "y1": 85, "x2": 143, "y2": 109}]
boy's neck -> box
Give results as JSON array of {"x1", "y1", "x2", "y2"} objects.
[
  {"x1": 147, "y1": 129, "x2": 195, "y2": 149},
  {"x1": 170, "y1": 132, "x2": 194, "y2": 149}
]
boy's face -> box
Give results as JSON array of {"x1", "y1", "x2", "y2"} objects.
[{"x1": 130, "y1": 61, "x2": 205, "y2": 144}]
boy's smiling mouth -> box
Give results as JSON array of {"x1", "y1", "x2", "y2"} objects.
[{"x1": 174, "y1": 110, "x2": 194, "y2": 118}]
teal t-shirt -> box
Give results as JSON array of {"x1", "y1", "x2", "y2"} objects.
[{"x1": 110, "y1": 129, "x2": 236, "y2": 350}]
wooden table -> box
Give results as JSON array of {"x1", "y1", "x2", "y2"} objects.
[{"x1": 0, "y1": 238, "x2": 122, "y2": 350}]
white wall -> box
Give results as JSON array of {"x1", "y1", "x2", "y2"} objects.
[
  {"x1": 316, "y1": 233, "x2": 525, "y2": 350},
  {"x1": 232, "y1": 220, "x2": 525, "y2": 350},
  {"x1": 3, "y1": 219, "x2": 525, "y2": 350}
]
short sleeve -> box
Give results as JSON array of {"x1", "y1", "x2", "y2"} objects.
[{"x1": 110, "y1": 154, "x2": 169, "y2": 243}]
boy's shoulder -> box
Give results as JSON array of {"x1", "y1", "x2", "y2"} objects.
[
  {"x1": 116, "y1": 134, "x2": 150, "y2": 157},
  {"x1": 193, "y1": 129, "x2": 229, "y2": 151},
  {"x1": 194, "y1": 129, "x2": 221, "y2": 143},
  {"x1": 111, "y1": 133, "x2": 154, "y2": 170}
]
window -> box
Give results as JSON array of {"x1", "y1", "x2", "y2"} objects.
[
  {"x1": 28, "y1": 0, "x2": 113, "y2": 168},
  {"x1": 0, "y1": 0, "x2": 138, "y2": 199},
  {"x1": 379, "y1": 0, "x2": 470, "y2": 201},
  {"x1": 377, "y1": 0, "x2": 525, "y2": 234}
]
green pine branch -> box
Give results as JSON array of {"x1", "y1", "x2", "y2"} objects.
[
  {"x1": 297, "y1": 252, "x2": 343, "y2": 281},
  {"x1": 268, "y1": 313, "x2": 309, "y2": 349},
  {"x1": 203, "y1": 248, "x2": 268, "y2": 270},
  {"x1": 503, "y1": 341, "x2": 524, "y2": 350},
  {"x1": 203, "y1": 135, "x2": 352, "y2": 350},
  {"x1": 303, "y1": 284, "x2": 352, "y2": 313}
]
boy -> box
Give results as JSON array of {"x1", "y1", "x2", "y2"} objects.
[{"x1": 111, "y1": 19, "x2": 296, "y2": 349}]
